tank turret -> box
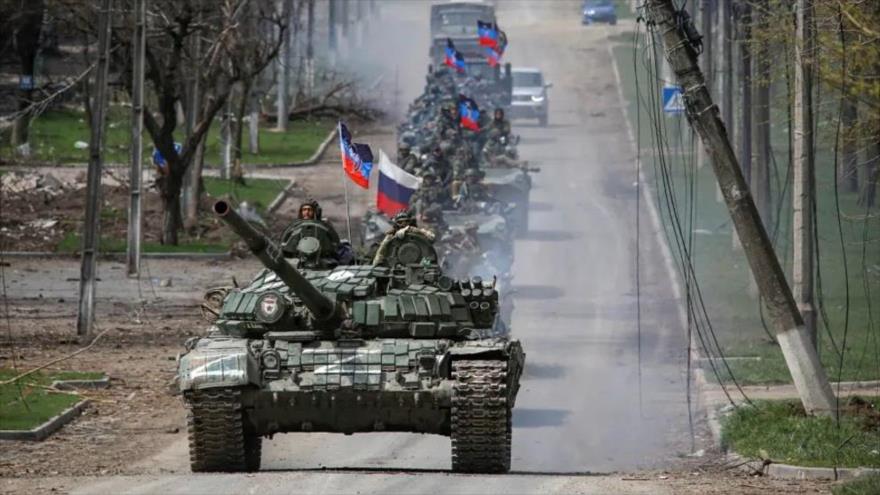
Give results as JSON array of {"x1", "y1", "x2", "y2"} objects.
[{"x1": 213, "y1": 200, "x2": 340, "y2": 324}]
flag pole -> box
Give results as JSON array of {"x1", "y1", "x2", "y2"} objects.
[{"x1": 343, "y1": 171, "x2": 353, "y2": 243}]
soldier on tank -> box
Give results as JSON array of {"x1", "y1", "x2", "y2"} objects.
[
  {"x1": 421, "y1": 146, "x2": 453, "y2": 186},
  {"x1": 417, "y1": 203, "x2": 448, "y2": 237},
  {"x1": 397, "y1": 142, "x2": 421, "y2": 174},
  {"x1": 371, "y1": 211, "x2": 437, "y2": 266},
  {"x1": 484, "y1": 108, "x2": 512, "y2": 141},
  {"x1": 409, "y1": 168, "x2": 452, "y2": 213},
  {"x1": 454, "y1": 168, "x2": 494, "y2": 207}
]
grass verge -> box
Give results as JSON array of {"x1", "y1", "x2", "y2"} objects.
[
  {"x1": 610, "y1": 29, "x2": 880, "y2": 385},
  {"x1": 54, "y1": 177, "x2": 286, "y2": 254},
  {"x1": 0, "y1": 106, "x2": 334, "y2": 166},
  {"x1": 721, "y1": 398, "x2": 880, "y2": 468},
  {"x1": 0, "y1": 369, "x2": 103, "y2": 431},
  {"x1": 833, "y1": 474, "x2": 880, "y2": 495}
]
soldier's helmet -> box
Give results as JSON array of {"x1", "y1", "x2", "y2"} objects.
[
  {"x1": 391, "y1": 211, "x2": 417, "y2": 229},
  {"x1": 419, "y1": 167, "x2": 438, "y2": 180},
  {"x1": 298, "y1": 198, "x2": 321, "y2": 220}
]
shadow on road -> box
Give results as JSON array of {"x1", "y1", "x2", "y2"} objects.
[
  {"x1": 522, "y1": 362, "x2": 566, "y2": 379},
  {"x1": 513, "y1": 408, "x2": 571, "y2": 428},
  {"x1": 257, "y1": 466, "x2": 609, "y2": 476}
]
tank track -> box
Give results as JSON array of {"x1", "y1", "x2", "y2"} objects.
[
  {"x1": 185, "y1": 388, "x2": 261, "y2": 472},
  {"x1": 450, "y1": 360, "x2": 511, "y2": 473}
]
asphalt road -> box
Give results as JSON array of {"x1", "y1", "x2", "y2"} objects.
[{"x1": 70, "y1": 2, "x2": 695, "y2": 493}]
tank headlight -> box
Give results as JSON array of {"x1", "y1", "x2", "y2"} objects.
[
  {"x1": 256, "y1": 292, "x2": 286, "y2": 324},
  {"x1": 261, "y1": 350, "x2": 280, "y2": 370},
  {"x1": 530, "y1": 95, "x2": 545, "y2": 103}
]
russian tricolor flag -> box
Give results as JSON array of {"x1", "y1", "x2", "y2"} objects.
[
  {"x1": 376, "y1": 150, "x2": 422, "y2": 216},
  {"x1": 339, "y1": 122, "x2": 373, "y2": 189},
  {"x1": 458, "y1": 95, "x2": 480, "y2": 131},
  {"x1": 477, "y1": 20, "x2": 498, "y2": 49}
]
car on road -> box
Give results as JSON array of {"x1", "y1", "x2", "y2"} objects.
[
  {"x1": 582, "y1": 0, "x2": 617, "y2": 25},
  {"x1": 509, "y1": 67, "x2": 551, "y2": 126}
]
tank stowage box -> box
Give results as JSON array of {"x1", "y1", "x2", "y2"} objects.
[{"x1": 176, "y1": 201, "x2": 525, "y2": 474}]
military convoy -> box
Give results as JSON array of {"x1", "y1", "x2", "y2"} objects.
[{"x1": 176, "y1": 0, "x2": 536, "y2": 474}]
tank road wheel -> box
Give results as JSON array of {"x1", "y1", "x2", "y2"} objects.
[
  {"x1": 185, "y1": 388, "x2": 261, "y2": 473},
  {"x1": 450, "y1": 360, "x2": 512, "y2": 474}
]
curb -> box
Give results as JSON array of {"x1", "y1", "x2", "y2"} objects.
[
  {"x1": 725, "y1": 451, "x2": 880, "y2": 481},
  {"x1": 256, "y1": 127, "x2": 338, "y2": 168},
  {"x1": 51, "y1": 376, "x2": 111, "y2": 391},
  {"x1": 267, "y1": 179, "x2": 297, "y2": 213},
  {"x1": 0, "y1": 399, "x2": 90, "y2": 441},
  {"x1": 0, "y1": 251, "x2": 232, "y2": 260}
]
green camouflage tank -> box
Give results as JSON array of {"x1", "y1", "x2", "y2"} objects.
[{"x1": 176, "y1": 201, "x2": 525, "y2": 474}]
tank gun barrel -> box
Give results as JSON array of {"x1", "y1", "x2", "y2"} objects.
[{"x1": 213, "y1": 200, "x2": 339, "y2": 323}]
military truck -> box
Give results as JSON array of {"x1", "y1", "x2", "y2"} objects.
[
  {"x1": 177, "y1": 201, "x2": 525, "y2": 474},
  {"x1": 428, "y1": 1, "x2": 512, "y2": 107}
]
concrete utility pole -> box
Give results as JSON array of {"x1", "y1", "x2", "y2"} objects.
[
  {"x1": 753, "y1": 0, "x2": 772, "y2": 227},
  {"x1": 306, "y1": 0, "x2": 315, "y2": 95},
  {"x1": 328, "y1": 0, "x2": 337, "y2": 58},
  {"x1": 127, "y1": 0, "x2": 146, "y2": 277},
  {"x1": 77, "y1": 0, "x2": 113, "y2": 337},
  {"x1": 720, "y1": 0, "x2": 733, "y2": 142},
  {"x1": 792, "y1": 0, "x2": 817, "y2": 349},
  {"x1": 182, "y1": 9, "x2": 203, "y2": 230},
  {"x1": 736, "y1": 1, "x2": 752, "y2": 183},
  {"x1": 276, "y1": 0, "x2": 292, "y2": 132},
  {"x1": 221, "y1": 99, "x2": 233, "y2": 179},
  {"x1": 696, "y1": 0, "x2": 713, "y2": 170},
  {"x1": 643, "y1": 0, "x2": 836, "y2": 415}
]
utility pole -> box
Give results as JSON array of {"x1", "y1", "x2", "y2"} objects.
[
  {"x1": 77, "y1": 0, "x2": 112, "y2": 338},
  {"x1": 127, "y1": 0, "x2": 146, "y2": 277},
  {"x1": 753, "y1": 0, "x2": 772, "y2": 227},
  {"x1": 221, "y1": 99, "x2": 233, "y2": 179},
  {"x1": 721, "y1": 0, "x2": 733, "y2": 142},
  {"x1": 736, "y1": 1, "x2": 752, "y2": 183},
  {"x1": 328, "y1": 0, "x2": 337, "y2": 62},
  {"x1": 643, "y1": 0, "x2": 836, "y2": 415},
  {"x1": 793, "y1": 0, "x2": 817, "y2": 349},
  {"x1": 696, "y1": 0, "x2": 713, "y2": 169},
  {"x1": 275, "y1": 0, "x2": 292, "y2": 132},
  {"x1": 182, "y1": 4, "x2": 203, "y2": 230},
  {"x1": 306, "y1": 0, "x2": 315, "y2": 96}
]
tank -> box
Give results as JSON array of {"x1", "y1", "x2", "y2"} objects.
[{"x1": 176, "y1": 200, "x2": 526, "y2": 474}]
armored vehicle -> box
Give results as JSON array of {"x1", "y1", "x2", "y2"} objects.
[{"x1": 177, "y1": 201, "x2": 525, "y2": 473}]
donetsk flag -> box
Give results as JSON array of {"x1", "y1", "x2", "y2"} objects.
[
  {"x1": 376, "y1": 150, "x2": 421, "y2": 216},
  {"x1": 486, "y1": 46, "x2": 500, "y2": 67},
  {"x1": 339, "y1": 122, "x2": 373, "y2": 189},
  {"x1": 477, "y1": 20, "x2": 498, "y2": 48},
  {"x1": 444, "y1": 39, "x2": 457, "y2": 69},
  {"x1": 458, "y1": 95, "x2": 480, "y2": 131}
]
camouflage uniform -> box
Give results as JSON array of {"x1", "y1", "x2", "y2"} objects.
[
  {"x1": 409, "y1": 170, "x2": 451, "y2": 213},
  {"x1": 397, "y1": 145, "x2": 421, "y2": 174}
]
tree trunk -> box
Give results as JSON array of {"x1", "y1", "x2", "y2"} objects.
[
  {"x1": 840, "y1": 96, "x2": 859, "y2": 194},
  {"x1": 162, "y1": 175, "x2": 183, "y2": 245},
  {"x1": 232, "y1": 81, "x2": 251, "y2": 184},
  {"x1": 10, "y1": 0, "x2": 45, "y2": 155}
]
